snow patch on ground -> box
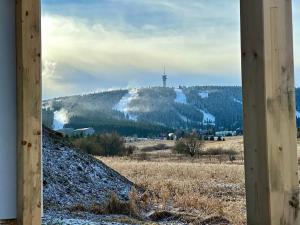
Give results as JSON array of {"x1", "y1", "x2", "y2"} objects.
[
  {"x1": 198, "y1": 92, "x2": 209, "y2": 99},
  {"x1": 113, "y1": 89, "x2": 139, "y2": 121},
  {"x1": 53, "y1": 108, "x2": 69, "y2": 130},
  {"x1": 296, "y1": 111, "x2": 300, "y2": 118},
  {"x1": 43, "y1": 211, "x2": 134, "y2": 225},
  {"x1": 43, "y1": 218, "x2": 127, "y2": 225},
  {"x1": 44, "y1": 218, "x2": 103, "y2": 225},
  {"x1": 174, "y1": 88, "x2": 187, "y2": 104},
  {"x1": 199, "y1": 109, "x2": 215, "y2": 125},
  {"x1": 233, "y1": 98, "x2": 242, "y2": 104}
]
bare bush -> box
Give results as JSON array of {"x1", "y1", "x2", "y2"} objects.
[
  {"x1": 173, "y1": 134, "x2": 204, "y2": 157},
  {"x1": 105, "y1": 193, "x2": 140, "y2": 218},
  {"x1": 67, "y1": 191, "x2": 140, "y2": 218}
]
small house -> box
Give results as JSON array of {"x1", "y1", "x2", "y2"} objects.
[{"x1": 73, "y1": 128, "x2": 95, "y2": 137}]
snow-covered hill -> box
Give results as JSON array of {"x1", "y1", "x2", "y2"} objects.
[{"x1": 42, "y1": 86, "x2": 245, "y2": 133}]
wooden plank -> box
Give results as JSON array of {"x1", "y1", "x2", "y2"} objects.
[
  {"x1": 240, "y1": 0, "x2": 300, "y2": 224},
  {"x1": 16, "y1": 0, "x2": 42, "y2": 225}
]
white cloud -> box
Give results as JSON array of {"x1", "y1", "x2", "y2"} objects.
[
  {"x1": 42, "y1": 1, "x2": 242, "y2": 99},
  {"x1": 42, "y1": 14, "x2": 241, "y2": 79},
  {"x1": 41, "y1": 0, "x2": 300, "y2": 98}
]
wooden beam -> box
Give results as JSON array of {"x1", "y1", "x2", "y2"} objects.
[
  {"x1": 16, "y1": 0, "x2": 42, "y2": 225},
  {"x1": 240, "y1": 0, "x2": 299, "y2": 224}
]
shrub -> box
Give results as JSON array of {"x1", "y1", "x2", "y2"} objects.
[
  {"x1": 202, "y1": 148, "x2": 238, "y2": 156},
  {"x1": 104, "y1": 193, "x2": 139, "y2": 218},
  {"x1": 136, "y1": 152, "x2": 149, "y2": 161},
  {"x1": 67, "y1": 192, "x2": 140, "y2": 218},
  {"x1": 73, "y1": 132, "x2": 135, "y2": 156},
  {"x1": 141, "y1": 143, "x2": 168, "y2": 152},
  {"x1": 173, "y1": 140, "x2": 189, "y2": 155},
  {"x1": 124, "y1": 145, "x2": 137, "y2": 156},
  {"x1": 173, "y1": 134, "x2": 204, "y2": 157}
]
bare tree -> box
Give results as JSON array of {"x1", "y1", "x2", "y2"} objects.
[{"x1": 174, "y1": 134, "x2": 204, "y2": 157}]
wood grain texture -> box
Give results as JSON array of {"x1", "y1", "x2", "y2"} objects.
[
  {"x1": 16, "y1": 0, "x2": 42, "y2": 225},
  {"x1": 240, "y1": 0, "x2": 300, "y2": 224}
]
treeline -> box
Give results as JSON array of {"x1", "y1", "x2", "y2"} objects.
[
  {"x1": 42, "y1": 108, "x2": 54, "y2": 128},
  {"x1": 65, "y1": 115, "x2": 174, "y2": 137}
]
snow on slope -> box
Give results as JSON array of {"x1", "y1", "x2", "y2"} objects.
[
  {"x1": 113, "y1": 89, "x2": 139, "y2": 121},
  {"x1": 296, "y1": 111, "x2": 300, "y2": 118},
  {"x1": 199, "y1": 109, "x2": 215, "y2": 125},
  {"x1": 53, "y1": 108, "x2": 69, "y2": 130},
  {"x1": 174, "y1": 88, "x2": 187, "y2": 104},
  {"x1": 198, "y1": 92, "x2": 209, "y2": 99}
]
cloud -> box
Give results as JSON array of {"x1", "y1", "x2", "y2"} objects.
[
  {"x1": 42, "y1": 11, "x2": 240, "y2": 97},
  {"x1": 41, "y1": 0, "x2": 300, "y2": 98}
]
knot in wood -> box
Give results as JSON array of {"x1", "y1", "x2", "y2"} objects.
[{"x1": 289, "y1": 191, "x2": 300, "y2": 210}]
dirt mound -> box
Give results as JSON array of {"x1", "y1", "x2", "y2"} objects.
[{"x1": 43, "y1": 126, "x2": 135, "y2": 211}]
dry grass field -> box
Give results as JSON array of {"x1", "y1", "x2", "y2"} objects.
[
  {"x1": 101, "y1": 158, "x2": 246, "y2": 224},
  {"x1": 98, "y1": 136, "x2": 300, "y2": 225}
]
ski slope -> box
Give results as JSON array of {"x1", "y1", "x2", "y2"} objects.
[
  {"x1": 199, "y1": 109, "x2": 215, "y2": 125},
  {"x1": 53, "y1": 108, "x2": 69, "y2": 130},
  {"x1": 174, "y1": 88, "x2": 187, "y2": 104},
  {"x1": 113, "y1": 89, "x2": 139, "y2": 121}
]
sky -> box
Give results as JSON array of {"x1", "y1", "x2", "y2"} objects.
[{"x1": 42, "y1": 0, "x2": 300, "y2": 99}]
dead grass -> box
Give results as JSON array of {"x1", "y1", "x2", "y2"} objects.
[
  {"x1": 96, "y1": 137, "x2": 300, "y2": 225},
  {"x1": 68, "y1": 191, "x2": 140, "y2": 218},
  {"x1": 100, "y1": 157, "x2": 246, "y2": 225}
]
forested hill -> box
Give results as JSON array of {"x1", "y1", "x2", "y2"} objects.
[{"x1": 42, "y1": 86, "x2": 300, "y2": 136}]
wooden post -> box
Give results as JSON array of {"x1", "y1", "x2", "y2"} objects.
[
  {"x1": 241, "y1": 0, "x2": 300, "y2": 224},
  {"x1": 16, "y1": 0, "x2": 42, "y2": 225}
]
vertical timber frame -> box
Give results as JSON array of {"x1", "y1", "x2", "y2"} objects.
[
  {"x1": 16, "y1": 0, "x2": 42, "y2": 225},
  {"x1": 241, "y1": 0, "x2": 300, "y2": 225}
]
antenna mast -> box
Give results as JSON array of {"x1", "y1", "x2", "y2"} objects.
[{"x1": 162, "y1": 66, "x2": 167, "y2": 88}]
